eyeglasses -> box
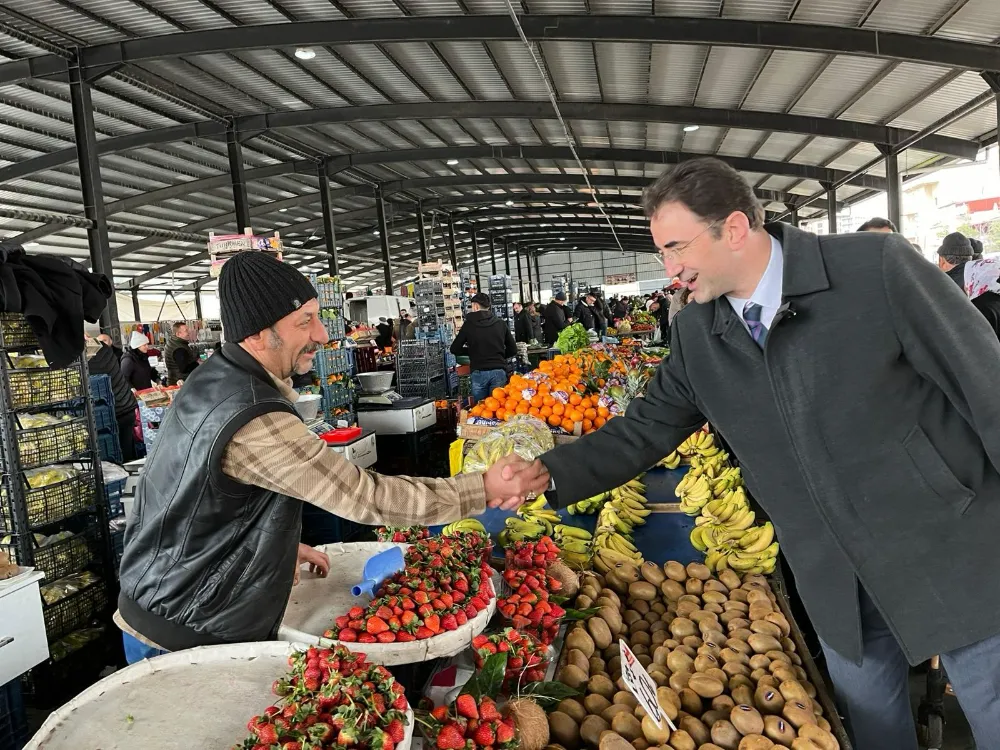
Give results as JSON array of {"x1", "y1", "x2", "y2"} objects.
[{"x1": 659, "y1": 220, "x2": 723, "y2": 263}]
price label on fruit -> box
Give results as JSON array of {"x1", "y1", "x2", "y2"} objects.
[{"x1": 619, "y1": 640, "x2": 677, "y2": 732}]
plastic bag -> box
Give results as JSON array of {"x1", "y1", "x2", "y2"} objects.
[{"x1": 461, "y1": 415, "x2": 554, "y2": 474}]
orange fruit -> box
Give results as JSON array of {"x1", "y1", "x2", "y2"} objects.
[
  {"x1": 539, "y1": 406, "x2": 552, "y2": 418},
  {"x1": 516, "y1": 402, "x2": 530, "y2": 414},
  {"x1": 530, "y1": 395, "x2": 544, "y2": 408},
  {"x1": 484, "y1": 397, "x2": 500, "y2": 411},
  {"x1": 594, "y1": 416, "x2": 606, "y2": 428},
  {"x1": 584, "y1": 408, "x2": 597, "y2": 420},
  {"x1": 481, "y1": 409, "x2": 494, "y2": 419},
  {"x1": 583, "y1": 418, "x2": 593, "y2": 431},
  {"x1": 492, "y1": 388, "x2": 506, "y2": 401},
  {"x1": 547, "y1": 414, "x2": 562, "y2": 427},
  {"x1": 580, "y1": 397, "x2": 592, "y2": 410},
  {"x1": 495, "y1": 408, "x2": 507, "y2": 421},
  {"x1": 568, "y1": 409, "x2": 584, "y2": 422},
  {"x1": 528, "y1": 407, "x2": 541, "y2": 417},
  {"x1": 470, "y1": 405, "x2": 483, "y2": 416},
  {"x1": 552, "y1": 403, "x2": 565, "y2": 416},
  {"x1": 597, "y1": 406, "x2": 610, "y2": 418},
  {"x1": 561, "y1": 418, "x2": 575, "y2": 433},
  {"x1": 569, "y1": 393, "x2": 582, "y2": 406}
]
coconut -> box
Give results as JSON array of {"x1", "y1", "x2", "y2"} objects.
[
  {"x1": 507, "y1": 698, "x2": 551, "y2": 750},
  {"x1": 548, "y1": 560, "x2": 581, "y2": 598}
]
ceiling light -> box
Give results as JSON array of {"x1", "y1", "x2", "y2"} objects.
[
  {"x1": 279, "y1": 208, "x2": 288, "y2": 212},
  {"x1": 683, "y1": 125, "x2": 700, "y2": 133},
  {"x1": 25, "y1": 242, "x2": 39, "y2": 247},
  {"x1": 560, "y1": 237, "x2": 566, "y2": 241},
  {"x1": 506, "y1": 200, "x2": 514, "y2": 206},
  {"x1": 373, "y1": 230, "x2": 380, "y2": 236},
  {"x1": 573, "y1": 246, "x2": 578, "y2": 250},
  {"x1": 446, "y1": 159, "x2": 459, "y2": 166},
  {"x1": 295, "y1": 47, "x2": 316, "y2": 60},
  {"x1": 291, "y1": 240, "x2": 303, "y2": 246}
]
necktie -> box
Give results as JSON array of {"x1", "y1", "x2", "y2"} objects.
[{"x1": 743, "y1": 301, "x2": 768, "y2": 349}]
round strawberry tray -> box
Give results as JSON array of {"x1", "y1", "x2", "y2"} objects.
[
  {"x1": 23, "y1": 641, "x2": 414, "y2": 750},
  {"x1": 278, "y1": 542, "x2": 498, "y2": 666}
]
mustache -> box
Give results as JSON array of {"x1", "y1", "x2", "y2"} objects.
[{"x1": 299, "y1": 344, "x2": 320, "y2": 357}]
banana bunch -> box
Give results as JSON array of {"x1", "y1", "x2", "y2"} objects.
[
  {"x1": 497, "y1": 496, "x2": 562, "y2": 547},
  {"x1": 554, "y1": 524, "x2": 593, "y2": 569},
  {"x1": 658, "y1": 451, "x2": 681, "y2": 470},
  {"x1": 676, "y1": 430, "x2": 722, "y2": 459},
  {"x1": 592, "y1": 477, "x2": 649, "y2": 572},
  {"x1": 702, "y1": 522, "x2": 779, "y2": 575},
  {"x1": 442, "y1": 518, "x2": 486, "y2": 536},
  {"x1": 592, "y1": 527, "x2": 643, "y2": 573},
  {"x1": 566, "y1": 491, "x2": 609, "y2": 515}
]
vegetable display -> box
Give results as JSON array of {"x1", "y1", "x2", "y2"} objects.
[{"x1": 556, "y1": 324, "x2": 591, "y2": 354}]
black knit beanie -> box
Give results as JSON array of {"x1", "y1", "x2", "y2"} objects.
[
  {"x1": 218, "y1": 252, "x2": 317, "y2": 342},
  {"x1": 937, "y1": 231, "x2": 974, "y2": 259}
]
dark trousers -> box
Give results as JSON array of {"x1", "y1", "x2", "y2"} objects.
[{"x1": 117, "y1": 412, "x2": 137, "y2": 463}]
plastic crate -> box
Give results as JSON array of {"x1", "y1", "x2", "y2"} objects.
[
  {"x1": 43, "y1": 580, "x2": 108, "y2": 642},
  {"x1": 105, "y1": 478, "x2": 126, "y2": 517},
  {"x1": 322, "y1": 316, "x2": 345, "y2": 341},
  {"x1": 92, "y1": 402, "x2": 116, "y2": 433},
  {"x1": 0, "y1": 471, "x2": 96, "y2": 531},
  {"x1": 7, "y1": 366, "x2": 83, "y2": 410},
  {"x1": 1, "y1": 528, "x2": 95, "y2": 584},
  {"x1": 321, "y1": 383, "x2": 354, "y2": 410},
  {"x1": 0, "y1": 312, "x2": 38, "y2": 351},
  {"x1": 312, "y1": 277, "x2": 342, "y2": 308},
  {"x1": 88, "y1": 374, "x2": 114, "y2": 407},
  {"x1": 0, "y1": 679, "x2": 27, "y2": 750},
  {"x1": 12, "y1": 418, "x2": 90, "y2": 471},
  {"x1": 315, "y1": 347, "x2": 351, "y2": 379},
  {"x1": 97, "y1": 431, "x2": 122, "y2": 464}
]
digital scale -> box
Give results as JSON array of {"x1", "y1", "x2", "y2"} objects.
[{"x1": 357, "y1": 398, "x2": 436, "y2": 435}]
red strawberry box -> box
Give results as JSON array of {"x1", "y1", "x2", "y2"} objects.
[
  {"x1": 504, "y1": 536, "x2": 560, "y2": 571},
  {"x1": 471, "y1": 630, "x2": 550, "y2": 692}
]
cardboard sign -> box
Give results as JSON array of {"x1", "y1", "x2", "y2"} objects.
[{"x1": 619, "y1": 640, "x2": 677, "y2": 732}]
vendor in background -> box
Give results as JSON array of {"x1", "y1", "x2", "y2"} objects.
[
  {"x1": 450, "y1": 292, "x2": 517, "y2": 402},
  {"x1": 573, "y1": 293, "x2": 597, "y2": 331},
  {"x1": 938, "y1": 232, "x2": 1000, "y2": 340},
  {"x1": 514, "y1": 301, "x2": 536, "y2": 344},
  {"x1": 542, "y1": 292, "x2": 570, "y2": 346},
  {"x1": 117, "y1": 253, "x2": 548, "y2": 664},
  {"x1": 86, "y1": 334, "x2": 139, "y2": 462},
  {"x1": 164, "y1": 321, "x2": 199, "y2": 385},
  {"x1": 120, "y1": 331, "x2": 161, "y2": 391}
]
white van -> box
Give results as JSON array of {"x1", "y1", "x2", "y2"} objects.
[{"x1": 347, "y1": 295, "x2": 413, "y2": 324}]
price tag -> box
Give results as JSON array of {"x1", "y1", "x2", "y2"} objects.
[{"x1": 619, "y1": 640, "x2": 677, "y2": 732}]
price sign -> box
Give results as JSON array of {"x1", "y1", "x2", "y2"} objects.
[{"x1": 619, "y1": 640, "x2": 677, "y2": 732}]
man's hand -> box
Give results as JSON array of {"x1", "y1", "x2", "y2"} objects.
[
  {"x1": 483, "y1": 454, "x2": 550, "y2": 511},
  {"x1": 294, "y1": 543, "x2": 331, "y2": 585}
]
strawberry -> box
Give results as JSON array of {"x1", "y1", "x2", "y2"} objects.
[
  {"x1": 456, "y1": 694, "x2": 479, "y2": 719},
  {"x1": 388, "y1": 616, "x2": 402, "y2": 632},
  {"x1": 310, "y1": 723, "x2": 335, "y2": 743},
  {"x1": 441, "y1": 614, "x2": 458, "y2": 632},
  {"x1": 479, "y1": 698, "x2": 501, "y2": 722},
  {"x1": 396, "y1": 632, "x2": 416, "y2": 642},
  {"x1": 377, "y1": 631, "x2": 397, "y2": 643},
  {"x1": 400, "y1": 611, "x2": 419, "y2": 629},
  {"x1": 436, "y1": 724, "x2": 467, "y2": 750},
  {"x1": 415, "y1": 626, "x2": 434, "y2": 640},
  {"x1": 335, "y1": 615, "x2": 351, "y2": 629},
  {"x1": 359, "y1": 633, "x2": 377, "y2": 643},
  {"x1": 376, "y1": 605, "x2": 394, "y2": 620},
  {"x1": 472, "y1": 724, "x2": 495, "y2": 747},
  {"x1": 337, "y1": 726, "x2": 359, "y2": 746},
  {"x1": 387, "y1": 718, "x2": 406, "y2": 743},
  {"x1": 496, "y1": 721, "x2": 515, "y2": 745},
  {"x1": 431, "y1": 705, "x2": 449, "y2": 722},
  {"x1": 255, "y1": 723, "x2": 279, "y2": 745},
  {"x1": 455, "y1": 611, "x2": 467, "y2": 626},
  {"x1": 282, "y1": 742, "x2": 302, "y2": 750},
  {"x1": 366, "y1": 617, "x2": 390, "y2": 635},
  {"x1": 472, "y1": 634, "x2": 489, "y2": 649},
  {"x1": 424, "y1": 614, "x2": 441, "y2": 634},
  {"x1": 349, "y1": 606, "x2": 365, "y2": 619},
  {"x1": 338, "y1": 628, "x2": 359, "y2": 642},
  {"x1": 465, "y1": 604, "x2": 479, "y2": 620}
]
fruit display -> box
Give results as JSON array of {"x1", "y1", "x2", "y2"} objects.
[
  {"x1": 325, "y1": 533, "x2": 495, "y2": 645},
  {"x1": 461, "y1": 415, "x2": 555, "y2": 473},
  {"x1": 427, "y1": 693, "x2": 550, "y2": 750},
  {"x1": 472, "y1": 629, "x2": 551, "y2": 692},
  {"x1": 554, "y1": 560, "x2": 841, "y2": 750},
  {"x1": 0, "y1": 549, "x2": 17, "y2": 579},
  {"x1": 553, "y1": 524, "x2": 594, "y2": 570},
  {"x1": 40, "y1": 570, "x2": 100, "y2": 605},
  {"x1": 376, "y1": 526, "x2": 431, "y2": 543},
  {"x1": 505, "y1": 536, "x2": 561, "y2": 569},
  {"x1": 499, "y1": 497, "x2": 561, "y2": 545},
  {"x1": 497, "y1": 561, "x2": 566, "y2": 645},
  {"x1": 17, "y1": 414, "x2": 89, "y2": 467},
  {"x1": 233, "y1": 645, "x2": 411, "y2": 750},
  {"x1": 592, "y1": 478, "x2": 650, "y2": 571},
  {"x1": 556, "y1": 323, "x2": 591, "y2": 354},
  {"x1": 442, "y1": 518, "x2": 486, "y2": 537}
]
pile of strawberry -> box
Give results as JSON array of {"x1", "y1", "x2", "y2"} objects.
[
  {"x1": 428, "y1": 695, "x2": 517, "y2": 750},
  {"x1": 376, "y1": 526, "x2": 430, "y2": 543},
  {"x1": 504, "y1": 536, "x2": 560, "y2": 570},
  {"x1": 497, "y1": 567, "x2": 565, "y2": 645},
  {"x1": 472, "y1": 629, "x2": 550, "y2": 692},
  {"x1": 327, "y1": 534, "x2": 495, "y2": 645},
  {"x1": 235, "y1": 646, "x2": 409, "y2": 750}
]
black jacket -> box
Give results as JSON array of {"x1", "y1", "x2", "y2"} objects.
[
  {"x1": 514, "y1": 310, "x2": 534, "y2": 344},
  {"x1": 542, "y1": 224, "x2": 1000, "y2": 666},
  {"x1": 450, "y1": 310, "x2": 516, "y2": 371},
  {"x1": 121, "y1": 348, "x2": 159, "y2": 391},
  {"x1": 542, "y1": 302, "x2": 569, "y2": 346},
  {"x1": 0, "y1": 242, "x2": 111, "y2": 368},
  {"x1": 946, "y1": 263, "x2": 1000, "y2": 341},
  {"x1": 573, "y1": 300, "x2": 596, "y2": 331},
  {"x1": 375, "y1": 322, "x2": 393, "y2": 348},
  {"x1": 118, "y1": 343, "x2": 302, "y2": 650},
  {"x1": 164, "y1": 336, "x2": 199, "y2": 385},
  {"x1": 87, "y1": 342, "x2": 137, "y2": 418}
]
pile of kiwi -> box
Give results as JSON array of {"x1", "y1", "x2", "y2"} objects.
[{"x1": 545, "y1": 560, "x2": 840, "y2": 750}]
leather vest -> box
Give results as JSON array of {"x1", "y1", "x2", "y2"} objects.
[
  {"x1": 164, "y1": 335, "x2": 192, "y2": 385},
  {"x1": 118, "y1": 343, "x2": 302, "y2": 651}
]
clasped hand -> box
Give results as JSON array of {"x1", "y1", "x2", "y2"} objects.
[{"x1": 482, "y1": 454, "x2": 551, "y2": 511}]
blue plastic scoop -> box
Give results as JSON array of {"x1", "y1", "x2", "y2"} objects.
[{"x1": 352, "y1": 546, "x2": 406, "y2": 597}]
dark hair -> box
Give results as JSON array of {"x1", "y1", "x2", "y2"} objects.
[
  {"x1": 172, "y1": 321, "x2": 187, "y2": 333},
  {"x1": 642, "y1": 158, "x2": 764, "y2": 233},
  {"x1": 471, "y1": 292, "x2": 491, "y2": 308},
  {"x1": 857, "y1": 217, "x2": 897, "y2": 232}
]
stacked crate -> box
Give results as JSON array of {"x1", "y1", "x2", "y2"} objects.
[
  {"x1": 0, "y1": 314, "x2": 115, "y2": 694},
  {"x1": 459, "y1": 269, "x2": 478, "y2": 318},
  {"x1": 311, "y1": 275, "x2": 355, "y2": 424},
  {"x1": 489, "y1": 275, "x2": 515, "y2": 332},
  {"x1": 396, "y1": 340, "x2": 447, "y2": 399},
  {"x1": 88, "y1": 375, "x2": 121, "y2": 464}
]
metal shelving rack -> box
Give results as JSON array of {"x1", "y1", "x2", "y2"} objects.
[
  {"x1": 311, "y1": 275, "x2": 356, "y2": 424},
  {"x1": 0, "y1": 313, "x2": 115, "y2": 687}
]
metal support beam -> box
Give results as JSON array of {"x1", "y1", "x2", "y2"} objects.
[
  {"x1": 789, "y1": 207, "x2": 799, "y2": 228},
  {"x1": 195, "y1": 287, "x2": 203, "y2": 320},
  {"x1": 489, "y1": 234, "x2": 497, "y2": 274},
  {"x1": 69, "y1": 60, "x2": 120, "y2": 344},
  {"x1": 375, "y1": 189, "x2": 393, "y2": 292},
  {"x1": 885, "y1": 151, "x2": 901, "y2": 233},
  {"x1": 983, "y1": 72, "x2": 1000, "y2": 188},
  {"x1": 416, "y1": 205, "x2": 428, "y2": 264},
  {"x1": 503, "y1": 239, "x2": 511, "y2": 275},
  {"x1": 516, "y1": 249, "x2": 525, "y2": 302},
  {"x1": 525, "y1": 250, "x2": 534, "y2": 301},
  {"x1": 826, "y1": 186, "x2": 838, "y2": 234},
  {"x1": 226, "y1": 120, "x2": 251, "y2": 231},
  {"x1": 447, "y1": 216, "x2": 459, "y2": 271},
  {"x1": 131, "y1": 287, "x2": 140, "y2": 322},
  {"x1": 534, "y1": 255, "x2": 541, "y2": 298},
  {"x1": 318, "y1": 163, "x2": 339, "y2": 276},
  {"x1": 471, "y1": 230, "x2": 482, "y2": 290}
]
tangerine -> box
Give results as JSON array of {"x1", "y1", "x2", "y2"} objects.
[
  {"x1": 484, "y1": 397, "x2": 500, "y2": 411},
  {"x1": 491, "y1": 388, "x2": 506, "y2": 401},
  {"x1": 495, "y1": 408, "x2": 507, "y2": 421},
  {"x1": 594, "y1": 416, "x2": 606, "y2": 428},
  {"x1": 547, "y1": 414, "x2": 562, "y2": 427},
  {"x1": 582, "y1": 418, "x2": 594, "y2": 431},
  {"x1": 561, "y1": 418, "x2": 576, "y2": 433},
  {"x1": 584, "y1": 408, "x2": 597, "y2": 420},
  {"x1": 552, "y1": 403, "x2": 565, "y2": 416}
]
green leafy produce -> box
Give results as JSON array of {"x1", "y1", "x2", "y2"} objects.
[{"x1": 555, "y1": 323, "x2": 589, "y2": 354}]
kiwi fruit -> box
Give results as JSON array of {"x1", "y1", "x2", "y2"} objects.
[
  {"x1": 694, "y1": 652, "x2": 721, "y2": 673},
  {"x1": 607, "y1": 655, "x2": 623, "y2": 674},
  {"x1": 666, "y1": 729, "x2": 696, "y2": 750},
  {"x1": 584, "y1": 693, "x2": 612, "y2": 715},
  {"x1": 705, "y1": 667, "x2": 729, "y2": 685},
  {"x1": 623, "y1": 610, "x2": 642, "y2": 626},
  {"x1": 686, "y1": 562, "x2": 712, "y2": 580},
  {"x1": 778, "y1": 681, "x2": 810, "y2": 705},
  {"x1": 726, "y1": 638, "x2": 753, "y2": 655},
  {"x1": 700, "y1": 589, "x2": 728, "y2": 604},
  {"x1": 628, "y1": 581, "x2": 658, "y2": 602},
  {"x1": 663, "y1": 561, "x2": 687, "y2": 582},
  {"x1": 568, "y1": 648, "x2": 591, "y2": 674},
  {"x1": 758, "y1": 675, "x2": 778, "y2": 689},
  {"x1": 631, "y1": 631, "x2": 652, "y2": 648},
  {"x1": 669, "y1": 670, "x2": 692, "y2": 692},
  {"x1": 729, "y1": 588, "x2": 750, "y2": 604},
  {"x1": 754, "y1": 686, "x2": 785, "y2": 715},
  {"x1": 700, "y1": 744, "x2": 726, "y2": 750},
  {"x1": 729, "y1": 674, "x2": 754, "y2": 692},
  {"x1": 703, "y1": 630, "x2": 727, "y2": 649},
  {"x1": 565, "y1": 628, "x2": 596, "y2": 657},
  {"x1": 667, "y1": 649, "x2": 695, "y2": 673},
  {"x1": 680, "y1": 687, "x2": 704, "y2": 715},
  {"x1": 816, "y1": 717, "x2": 832, "y2": 732},
  {"x1": 789, "y1": 740, "x2": 822, "y2": 750},
  {"x1": 781, "y1": 702, "x2": 817, "y2": 730},
  {"x1": 605, "y1": 573, "x2": 628, "y2": 596},
  {"x1": 767, "y1": 651, "x2": 792, "y2": 666},
  {"x1": 670, "y1": 618, "x2": 698, "y2": 639},
  {"x1": 709, "y1": 694, "x2": 735, "y2": 712},
  {"x1": 601, "y1": 704, "x2": 633, "y2": 724},
  {"x1": 613, "y1": 563, "x2": 640, "y2": 583},
  {"x1": 576, "y1": 595, "x2": 594, "y2": 610},
  {"x1": 557, "y1": 699, "x2": 588, "y2": 724},
  {"x1": 630, "y1": 740, "x2": 647, "y2": 750},
  {"x1": 728, "y1": 704, "x2": 765, "y2": 735},
  {"x1": 704, "y1": 602, "x2": 725, "y2": 615},
  {"x1": 676, "y1": 601, "x2": 701, "y2": 618},
  {"x1": 549, "y1": 712, "x2": 582, "y2": 750},
  {"x1": 710, "y1": 720, "x2": 741, "y2": 750},
  {"x1": 559, "y1": 665, "x2": 589, "y2": 690},
  {"x1": 638, "y1": 714, "x2": 669, "y2": 745},
  {"x1": 763, "y1": 715, "x2": 797, "y2": 746},
  {"x1": 727, "y1": 618, "x2": 751, "y2": 632},
  {"x1": 637, "y1": 561, "x2": 664, "y2": 585},
  {"x1": 678, "y1": 716, "x2": 710, "y2": 746},
  {"x1": 731, "y1": 685, "x2": 754, "y2": 707},
  {"x1": 597, "y1": 730, "x2": 633, "y2": 750},
  {"x1": 748, "y1": 602, "x2": 774, "y2": 621},
  {"x1": 588, "y1": 618, "x2": 613, "y2": 650},
  {"x1": 682, "y1": 636, "x2": 703, "y2": 651},
  {"x1": 701, "y1": 710, "x2": 727, "y2": 728},
  {"x1": 612, "y1": 691, "x2": 638, "y2": 710},
  {"x1": 610, "y1": 713, "x2": 643, "y2": 742},
  {"x1": 722, "y1": 661, "x2": 751, "y2": 678},
  {"x1": 685, "y1": 578, "x2": 705, "y2": 596},
  {"x1": 764, "y1": 612, "x2": 791, "y2": 637},
  {"x1": 771, "y1": 667, "x2": 797, "y2": 685},
  {"x1": 588, "y1": 675, "x2": 617, "y2": 700},
  {"x1": 688, "y1": 673, "x2": 725, "y2": 699},
  {"x1": 661, "y1": 580, "x2": 686, "y2": 601},
  {"x1": 749, "y1": 654, "x2": 771, "y2": 670},
  {"x1": 632, "y1": 600, "x2": 651, "y2": 615},
  {"x1": 797, "y1": 725, "x2": 838, "y2": 750},
  {"x1": 599, "y1": 607, "x2": 624, "y2": 635},
  {"x1": 750, "y1": 621, "x2": 783, "y2": 639},
  {"x1": 737, "y1": 736, "x2": 776, "y2": 750},
  {"x1": 748, "y1": 634, "x2": 782, "y2": 655},
  {"x1": 590, "y1": 657, "x2": 607, "y2": 674}
]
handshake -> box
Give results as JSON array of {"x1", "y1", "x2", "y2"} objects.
[{"x1": 482, "y1": 454, "x2": 551, "y2": 511}]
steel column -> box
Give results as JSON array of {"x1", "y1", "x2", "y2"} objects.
[
  {"x1": 503, "y1": 239, "x2": 511, "y2": 275},
  {"x1": 516, "y1": 248, "x2": 524, "y2": 301},
  {"x1": 471, "y1": 230, "x2": 482, "y2": 290},
  {"x1": 416, "y1": 204, "x2": 429, "y2": 264},
  {"x1": 375, "y1": 188, "x2": 393, "y2": 292},
  {"x1": 885, "y1": 151, "x2": 901, "y2": 233},
  {"x1": 489, "y1": 234, "x2": 497, "y2": 274},
  {"x1": 534, "y1": 255, "x2": 541, "y2": 298},
  {"x1": 826, "y1": 187, "x2": 838, "y2": 234},
  {"x1": 131, "y1": 287, "x2": 141, "y2": 322},
  {"x1": 69, "y1": 60, "x2": 121, "y2": 344},
  {"x1": 789, "y1": 207, "x2": 799, "y2": 228},
  {"x1": 195, "y1": 287, "x2": 203, "y2": 320},
  {"x1": 226, "y1": 120, "x2": 251, "y2": 231},
  {"x1": 525, "y1": 250, "x2": 534, "y2": 300},
  {"x1": 448, "y1": 215, "x2": 459, "y2": 270},
  {"x1": 318, "y1": 163, "x2": 340, "y2": 276}
]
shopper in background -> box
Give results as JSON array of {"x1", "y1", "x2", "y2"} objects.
[
  {"x1": 164, "y1": 321, "x2": 199, "y2": 385},
  {"x1": 120, "y1": 331, "x2": 160, "y2": 391},
  {"x1": 938, "y1": 232, "x2": 1000, "y2": 340},
  {"x1": 399, "y1": 311, "x2": 416, "y2": 341},
  {"x1": 118, "y1": 253, "x2": 548, "y2": 664},
  {"x1": 522, "y1": 157, "x2": 1000, "y2": 748},
  {"x1": 573, "y1": 293, "x2": 597, "y2": 331},
  {"x1": 596, "y1": 293, "x2": 612, "y2": 337},
  {"x1": 450, "y1": 292, "x2": 516, "y2": 402},
  {"x1": 514, "y1": 302, "x2": 532, "y2": 344},
  {"x1": 612, "y1": 296, "x2": 628, "y2": 320},
  {"x1": 542, "y1": 292, "x2": 570, "y2": 346},
  {"x1": 591, "y1": 293, "x2": 607, "y2": 337},
  {"x1": 375, "y1": 316, "x2": 393, "y2": 349},
  {"x1": 95, "y1": 333, "x2": 122, "y2": 361},
  {"x1": 515, "y1": 301, "x2": 543, "y2": 344},
  {"x1": 857, "y1": 216, "x2": 897, "y2": 233},
  {"x1": 86, "y1": 335, "x2": 139, "y2": 462}
]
